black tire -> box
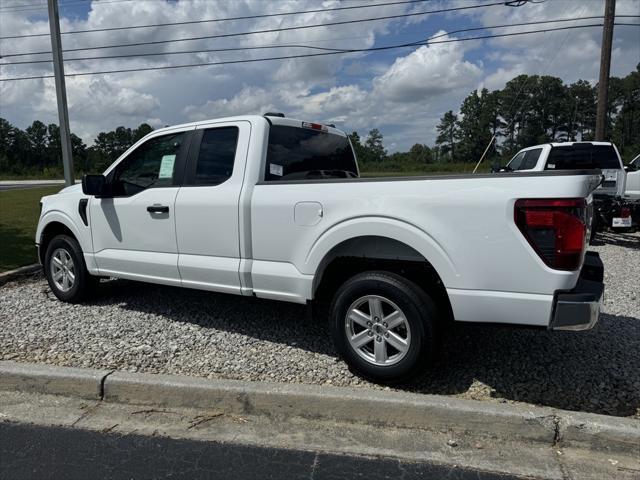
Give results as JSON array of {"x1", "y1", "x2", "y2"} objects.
[
  {"x1": 44, "y1": 234, "x2": 97, "y2": 303},
  {"x1": 330, "y1": 271, "x2": 438, "y2": 383}
]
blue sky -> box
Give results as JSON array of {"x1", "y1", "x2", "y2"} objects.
[{"x1": 1, "y1": 0, "x2": 638, "y2": 151}]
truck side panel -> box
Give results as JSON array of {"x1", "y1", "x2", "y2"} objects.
[{"x1": 249, "y1": 173, "x2": 599, "y2": 325}]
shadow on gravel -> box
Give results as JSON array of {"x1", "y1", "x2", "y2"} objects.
[
  {"x1": 591, "y1": 231, "x2": 640, "y2": 249},
  {"x1": 88, "y1": 279, "x2": 640, "y2": 418},
  {"x1": 406, "y1": 314, "x2": 640, "y2": 417}
]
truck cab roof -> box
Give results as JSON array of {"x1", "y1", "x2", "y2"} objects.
[{"x1": 151, "y1": 114, "x2": 347, "y2": 137}]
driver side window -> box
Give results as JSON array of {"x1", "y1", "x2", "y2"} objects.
[{"x1": 111, "y1": 132, "x2": 185, "y2": 196}]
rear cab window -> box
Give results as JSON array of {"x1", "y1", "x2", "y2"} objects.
[
  {"x1": 264, "y1": 124, "x2": 358, "y2": 181},
  {"x1": 192, "y1": 127, "x2": 239, "y2": 186},
  {"x1": 508, "y1": 148, "x2": 542, "y2": 171},
  {"x1": 545, "y1": 144, "x2": 621, "y2": 170}
]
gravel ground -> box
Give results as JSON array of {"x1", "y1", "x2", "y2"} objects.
[{"x1": 1, "y1": 232, "x2": 638, "y2": 418}]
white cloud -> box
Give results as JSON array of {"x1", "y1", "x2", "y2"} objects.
[
  {"x1": 0, "y1": 0, "x2": 638, "y2": 153},
  {"x1": 373, "y1": 33, "x2": 482, "y2": 102},
  {"x1": 182, "y1": 86, "x2": 277, "y2": 121}
]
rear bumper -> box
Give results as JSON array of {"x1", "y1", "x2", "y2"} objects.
[{"x1": 549, "y1": 252, "x2": 604, "y2": 331}]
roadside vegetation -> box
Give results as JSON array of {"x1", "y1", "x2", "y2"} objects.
[
  {"x1": 0, "y1": 69, "x2": 638, "y2": 180},
  {"x1": 0, "y1": 186, "x2": 61, "y2": 271}
]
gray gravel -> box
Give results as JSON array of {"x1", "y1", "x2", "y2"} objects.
[{"x1": 1, "y1": 232, "x2": 638, "y2": 418}]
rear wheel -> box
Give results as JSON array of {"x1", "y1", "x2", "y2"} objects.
[
  {"x1": 44, "y1": 234, "x2": 96, "y2": 303},
  {"x1": 330, "y1": 271, "x2": 438, "y2": 383}
]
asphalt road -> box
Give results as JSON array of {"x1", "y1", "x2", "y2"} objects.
[
  {"x1": 0, "y1": 422, "x2": 529, "y2": 480},
  {"x1": 0, "y1": 182, "x2": 64, "y2": 191}
]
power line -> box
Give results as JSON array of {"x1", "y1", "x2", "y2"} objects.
[
  {"x1": 3, "y1": 23, "x2": 637, "y2": 82},
  {"x1": 5, "y1": 16, "x2": 637, "y2": 66},
  {"x1": 0, "y1": 1, "x2": 505, "y2": 58},
  {"x1": 0, "y1": 0, "x2": 436, "y2": 39},
  {"x1": 472, "y1": 0, "x2": 583, "y2": 173}
]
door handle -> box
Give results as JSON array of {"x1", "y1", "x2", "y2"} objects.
[{"x1": 147, "y1": 205, "x2": 169, "y2": 213}]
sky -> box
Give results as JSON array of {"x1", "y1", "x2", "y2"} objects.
[{"x1": 0, "y1": 0, "x2": 638, "y2": 152}]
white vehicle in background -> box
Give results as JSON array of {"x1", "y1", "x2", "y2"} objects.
[
  {"x1": 503, "y1": 142, "x2": 627, "y2": 197},
  {"x1": 35, "y1": 114, "x2": 605, "y2": 383},
  {"x1": 502, "y1": 142, "x2": 633, "y2": 233},
  {"x1": 621, "y1": 154, "x2": 640, "y2": 229},
  {"x1": 624, "y1": 154, "x2": 640, "y2": 200}
]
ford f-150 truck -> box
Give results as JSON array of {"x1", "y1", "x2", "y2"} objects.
[{"x1": 36, "y1": 114, "x2": 605, "y2": 382}]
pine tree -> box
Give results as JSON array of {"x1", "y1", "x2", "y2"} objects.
[{"x1": 435, "y1": 111, "x2": 459, "y2": 162}]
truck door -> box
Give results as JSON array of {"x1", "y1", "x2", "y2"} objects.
[
  {"x1": 89, "y1": 129, "x2": 192, "y2": 284},
  {"x1": 174, "y1": 121, "x2": 251, "y2": 294}
]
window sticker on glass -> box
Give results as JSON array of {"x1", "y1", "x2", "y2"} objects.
[
  {"x1": 158, "y1": 154, "x2": 176, "y2": 179},
  {"x1": 547, "y1": 163, "x2": 555, "y2": 169},
  {"x1": 269, "y1": 163, "x2": 284, "y2": 177}
]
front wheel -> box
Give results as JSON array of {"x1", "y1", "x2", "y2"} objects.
[
  {"x1": 330, "y1": 271, "x2": 438, "y2": 383},
  {"x1": 44, "y1": 234, "x2": 96, "y2": 303}
]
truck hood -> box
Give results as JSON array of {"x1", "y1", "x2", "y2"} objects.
[{"x1": 58, "y1": 183, "x2": 83, "y2": 195}]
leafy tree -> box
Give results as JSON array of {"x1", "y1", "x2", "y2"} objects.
[
  {"x1": 408, "y1": 143, "x2": 432, "y2": 164},
  {"x1": 566, "y1": 80, "x2": 597, "y2": 141},
  {"x1": 348, "y1": 131, "x2": 368, "y2": 163},
  {"x1": 435, "y1": 110, "x2": 459, "y2": 162},
  {"x1": 133, "y1": 123, "x2": 154, "y2": 142},
  {"x1": 456, "y1": 89, "x2": 495, "y2": 163},
  {"x1": 364, "y1": 128, "x2": 386, "y2": 162},
  {"x1": 610, "y1": 64, "x2": 640, "y2": 160},
  {"x1": 25, "y1": 120, "x2": 48, "y2": 169}
]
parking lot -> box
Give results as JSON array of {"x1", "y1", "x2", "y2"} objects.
[{"x1": 1, "y1": 232, "x2": 638, "y2": 419}]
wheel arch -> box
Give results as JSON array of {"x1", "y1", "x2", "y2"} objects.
[
  {"x1": 305, "y1": 216, "x2": 457, "y2": 281},
  {"x1": 312, "y1": 234, "x2": 454, "y2": 325},
  {"x1": 37, "y1": 215, "x2": 82, "y2": 265}
]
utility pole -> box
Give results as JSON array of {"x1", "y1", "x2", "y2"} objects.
[
  {"x1": 595, "y1": 0, "x2": 616, "y2": 141},
  {"x1": 47, "y1": 0, "x2": 74, "y2": 186}
]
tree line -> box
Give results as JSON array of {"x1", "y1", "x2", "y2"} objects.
[
  {"x1": 352, "y1": 65, "x2": 639, "y2": 171},
  {"x1": 1, "y1": 66, "x2": 638, "y2": 178},
  {"x1": 0, "y1": 119, "x2": 154, "y2": 177}
]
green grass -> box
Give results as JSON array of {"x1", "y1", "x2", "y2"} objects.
[
  {"x1": 360, "y1": 162, "x2": 491, "y2": 177},
  {"x1": 0, "y1": 186, "x2": 61, "y2": 271}
]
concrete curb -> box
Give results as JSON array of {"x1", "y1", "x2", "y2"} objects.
[
  {"x1": 0, "y1": 361, "x2": 638, "y2": 454},
  {"x1": 0, "y1": 264, "x2": 41, "y2": 286},
  {"x1": 0, "y1": 361, "x2": 109, "y2": 400}
]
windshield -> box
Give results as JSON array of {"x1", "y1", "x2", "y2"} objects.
[
  {"x1": 545, "y1": 144, "x2": 620, "y2": 170},
  {"x1": 265, "y1": 125, "x2": 358, "y2": 181}
]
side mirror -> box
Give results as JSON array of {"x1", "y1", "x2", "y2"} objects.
[{"x1": 82, "y1": 174, "x2": 107, "y2": 196}]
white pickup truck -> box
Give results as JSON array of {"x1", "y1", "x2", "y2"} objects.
[
  {"x1": 625, "y1": 154, "x2": 640, "y2": 200},
  {"x1": 503, "y1": 141, "x2": 627, "y2": 197},
  {"x1": 36, "y1": 114, "x2": 605, "y2": 382}
]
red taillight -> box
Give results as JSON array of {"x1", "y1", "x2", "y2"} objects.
[
  {"x1": 621, "y1": 206, "x2": 631, "y2": 218},
  {"x1": 515, "y1": 198, "x2": 587, "y2": 271}
]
